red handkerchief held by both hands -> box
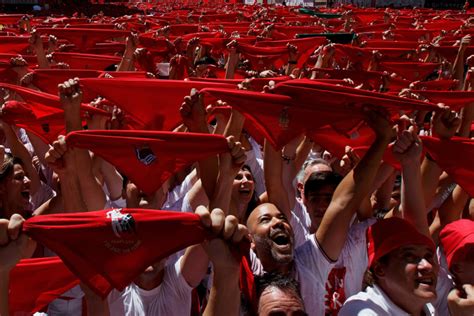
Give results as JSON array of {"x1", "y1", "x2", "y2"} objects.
[
  {"x1": 66, "y1": 130, "x2": 229, "y2": 195},
  {"x1": 79, "y1": 78, "x2": 235, "y2": 130},
  {"x1": 22, "y1": 209, "x2": 256, "y2": 305},
  {"x1": 23, "y1": 209, "x2": 209, "y2": 297}
]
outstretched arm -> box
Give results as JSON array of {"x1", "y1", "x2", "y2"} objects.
[
  {"x1": 60, "y1": 79, "x2": 106, "y2": 211},
  {"x1": 392, "y1": 125, "x2": 429, "y2": 236},
  {"x1": 316, "y1": 110, "x2": 393, "y2": 261},
  {"x1": 197, "y1": 206, "x2": 248, "y2": 316}
]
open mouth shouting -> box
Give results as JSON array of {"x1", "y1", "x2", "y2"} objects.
[{"x1": 270, "y1": 229, "x2": 293, "y2": 254}]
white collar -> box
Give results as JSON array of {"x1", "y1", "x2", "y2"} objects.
[{"x1": 370, "y1": 285, "x2": 436, "y2": 316}]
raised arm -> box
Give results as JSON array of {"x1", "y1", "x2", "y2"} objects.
[
  {"x1": 422, "y1": 106, "x2": 461, "y2": 208},
  {"x1": 225, "y1": 40, "x2": 239, "y2": 80},
  {"x1": 316, "y1": 110, "x2": 393, "y2": 261},
  {"x1": 117, "y1": 34, "x2": 138, "y2": 72},
  {"x1": 180, "y1": 137, "x2": 246, "y2": 288},
  {"x1": 197, "y1": 206, "x2": 248, "y2": 316},
  {"x1": 60, "y1": 79, "x2": 106, "y2": 211},
  {"x1": 180, "y1": 91, "x2": 218, "y2": 206},
  {"x1": 29, "y1": 30, "x2": 50, "y2": 69},
  {"x1": 264, "y1": 140, "x2": 291, "y2": 219},
  {"x1": 392, "y1": 125, "x2": 429, "y2": 236}
]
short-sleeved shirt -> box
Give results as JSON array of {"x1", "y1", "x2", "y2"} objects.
[
  {"x1": 339, "y1": 285, "x2": 437, "y2": 316},
  {"x1": 108, "y1": 257, "x2": 192, "y2": 316}
]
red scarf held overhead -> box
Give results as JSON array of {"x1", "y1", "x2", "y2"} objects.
[
  {"x1": 237, "y1": 43, "x2": 289, "y2": 70},
  {"x1": 201, "y1": 80, "x2": 439, "y2": 149},
  {"x1": 411, "y1": 90, "x2": 474, "y2": 111},
  {"x1": 22, "y1": 208, "x2": 256, "y2": 304},
  {"x1": 31, "y1": 69, "x2": 102, "y2": 95},
  {"x1": 36, "y1": 28, "x2": 130, "y2": 50},
  {"x1": 378, "y1": 62, "x2": 440, "y2": 81},
  {"x1": 79, "y1": 78, "x2": 235, "y2": 130},
  {"x1": 9, "y1": 257, "x2": 79, "y2": 315},
  {"x1": 23, "y1": 209, "x2": 210, "y2": 297},
  {"x1": 0, "y1": 84, "x2": 109, "y2": 143},
  {"x1": 0, "y1": 36, "x2": 31, "y2": 54},
  {"x1": 255, "y1": 37, "x2": 327, "y2": 68},
  {"x1": 411, "y1": 79, "x2": 458, "y2": 91},
  {"x1": 421, "y1": 136, "x2": 474, "y2": 197},
  {"x1": 51, "y1": 52, "x2": 122, "y2": 70},
  {"x1": 66, "y1": 130, "x2": 229, "y2": 195},
  {"x1": 275, "y1": 79, "x2": 439, "y2": 112},
  {"x1": 1, "y1": 100, "x2": 68, "y2": 144}
]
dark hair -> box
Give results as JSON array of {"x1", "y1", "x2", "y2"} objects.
[
  {"x1": 303, "y1": 171, "x2": 342, "y2": 198},
  {"x1": 363, "y1": 251, "x2": 391, "y2": 289},
  {"x1": 104, "y1": 64, "x2": 118, "y2": 71},
  {"x1": 0, "y1": 153, "x2": 24, "y2": 219},
  {"x1": 0, "y1": 153, "x2": 23, "y2": 182},
  {"x1": 195, "y1": 56, "x2": 217, "y2": 66},
  {"x1": 255, "y1": 272, "x2": 303, "y2": 305}
]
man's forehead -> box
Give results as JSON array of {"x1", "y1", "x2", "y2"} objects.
[
  {"x1": 248, "y1": 203, "x2": 281, "y2": 224},
  {"x1": 304, "y1": 164, "x2": 331, "y2": 181}
]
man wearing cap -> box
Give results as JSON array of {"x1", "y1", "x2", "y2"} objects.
[
  {"x1": 340, "y1": 126, "x2": 439, "y2": 316},
  {"x1": 339, "y1": 217, "x2": 438, "y2": 316}
]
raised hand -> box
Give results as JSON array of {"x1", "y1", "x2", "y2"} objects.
[
  {"x1": 431, "y1": 105, "x2": 461, "y2": 140},
  {"x1": 195, "y1": 206, "x2": 249, "y2": 271},
  {"x1": 364, "y1": 107, "x2": 395, "y2": 142},
  {"x1": 58, "y1": 78, "x2": 82, "y2": 110},
  {"x1": 0, "y1": 214, "x2": 36, "y2": 272},
  {"x1": 179, "y1": 88, "x2": 206, "y2": 132},
  {"x1": 44, "y1": 135, "x2": 69, "y2": 174},
  {"x1": 392, "y1": 125, "x2": 422, "y2": 166},
  {"x1": 448, "y1": 285, "x2": 474, "y2": 316}
]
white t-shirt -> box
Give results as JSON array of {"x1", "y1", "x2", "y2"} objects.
[
  {"x1": 108, "y1": 257, "x2": 192, "y2": 316},
  {"x1": 434, "y1": 247, "x2": 455, "y2": 316},
  {"x1": 250, "y1": 236, "x2": 335, "y2": 316},
  {"x1": 47, "y1": 285, "x2": 84, "y2": 316},
  {"x1": 339, "y1": 284, "x2": 437, "y2": 316},
  {"x1": 163, "y1": 170, "x2": 197, "y2": 212},
  {"x1": 292, "y1": 214, "x2": 375, "y2": 313},
  {"x1": 325, "y1": 219, "x2": 376, "y2": 314},
  {"x1": 293, "y1": 199, "x2": 312, "y2": 234}
]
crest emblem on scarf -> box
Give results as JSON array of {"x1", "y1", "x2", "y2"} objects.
[
  {"x1": 135, "y1": 145, "x2": 156, "y2": 166},
  {"x1": 106, "y1": 208, "x2": 136, "y2": 238}
]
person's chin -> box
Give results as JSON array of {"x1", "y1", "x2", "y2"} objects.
[
  {"x1": 272, "y1": 248, "x2": 293, "y2": 264},
  {"x1": 414, "y1": 287, "x2": 437, "y2": 302}
]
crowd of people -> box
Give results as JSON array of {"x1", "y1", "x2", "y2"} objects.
[{"x1": 0, "y1": 1, "x2": 473, "y2": 315}]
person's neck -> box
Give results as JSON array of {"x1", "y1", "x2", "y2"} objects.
[
  {"x1": 229, "y1": 199, "x2": 247, "y2": 223},
  {"x1": 134, "y1": 269, "x2": 165, "y2": 291}
]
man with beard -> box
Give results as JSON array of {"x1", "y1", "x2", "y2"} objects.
[{"x1": 246, "y1": 110, "x2": 394, "y2": 315}]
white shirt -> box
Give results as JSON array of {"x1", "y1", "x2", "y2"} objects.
[
  {"x1": 250, "y1": 236, "x2": 335, "y2": 316},
  {"x1": 340, "y1": 285, "x2": 437, "y2": 316},
  {"x1": 108, "y1": 257, "x2": 192, "y2": 316},
  {"x1": 434, "y1": 247, "x2": 455, "y2": 316},
  {"x1": 164, "y1": 170, "x2": 197, "y2": 212},
  {"x1": 292, "y1": 214, "x2": 375, "y2": 312}
]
